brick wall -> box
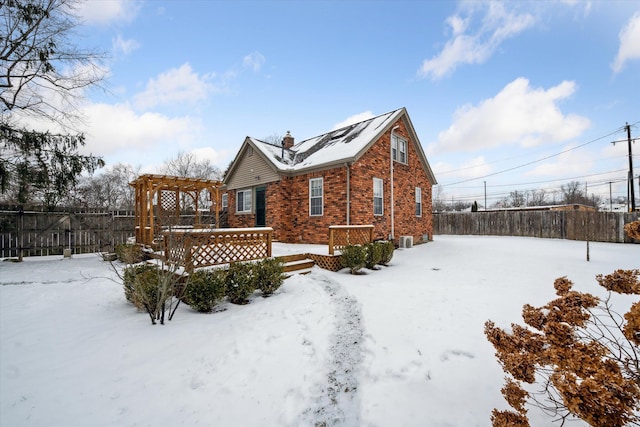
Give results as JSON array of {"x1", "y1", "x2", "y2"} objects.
[
  {"x1": 226, "y1": 118, "x2": 434, "y2": 245},
  {"x1": 349, "y1": 120, "x2": 433, "y2": 244}
]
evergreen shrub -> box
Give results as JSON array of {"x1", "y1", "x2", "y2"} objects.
[
  {"x1": 184, "y1": 269, "x2": 227, "y2": 312},
  {"x1": 123, "y1": 263, "x2": 161, "y2": 310},
  {"x1": 377, "y1": 240, "x2": 395, "y2": 266},
  {"x1": 256, "y1": 257, "x2": 285, "y2": 296},
  {"x1": 341, "y1": 244, "x2": 367, "y2": 274},
  {"x1": 225, "y1": 262, "x2": 256, "y2": 304},
  {"x1": 364, "y1": 242, "x2": 383, "y2": 269}
]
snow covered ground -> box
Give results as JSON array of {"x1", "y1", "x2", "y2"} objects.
[{"x1": 1, "y1": 235, "x2": 638, "y2": 427}]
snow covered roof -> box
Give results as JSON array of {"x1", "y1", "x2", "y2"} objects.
[
  {"x1": 224, "y1": 107, "x2": 437, "y2": 184},
  {"x1": 251, "y1": 108, "x2": 404, "y2": 172}
]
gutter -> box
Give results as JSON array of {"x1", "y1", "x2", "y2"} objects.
[
  {"x1": 345, "y1": 162, "x2": 351, "y2": 225},
  {"x1": 390, "y1": 125, "x2": 399, "y2": 241}
]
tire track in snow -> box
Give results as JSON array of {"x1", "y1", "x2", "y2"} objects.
[{"x1": 302, "y1": 273, "x2": 364, "y2": 427}]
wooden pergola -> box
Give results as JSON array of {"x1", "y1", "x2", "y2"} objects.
[{"x1": 130, "y1": 174, "x2": 224, "y2": 246}]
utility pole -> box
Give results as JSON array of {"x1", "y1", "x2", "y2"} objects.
[
  {"x1": 484, "y1": 181, "x2": 487, "y2": 211},
  {"x1": 609, "y1": 182, "x2": 612, "y2": 212},
  {"x1": 611, "y1": 123, "x2": 636, "y2": 212},
  {"x1": 627, "y1": 123, "x2": 636, "y2": 212}
]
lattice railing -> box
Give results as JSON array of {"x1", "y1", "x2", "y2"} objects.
[
  {"x1": 163, "y1": 228, "x2": 273, "y2": 271},
  {"x1": 328, "y1": 225, "x2": 374, "y2": 255}
]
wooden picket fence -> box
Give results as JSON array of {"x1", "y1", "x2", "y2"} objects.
[
  {"x1": 0, "y1": 207, "x2": 135, "y2": 258},
  {"x1": 433, "y1": 211, "x2": 640, "y2": 243}
]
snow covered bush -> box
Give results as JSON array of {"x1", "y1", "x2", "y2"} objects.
[
  {"x1": 485, "y1": 269, "x2": 640, "y2": 426},
  {"x1": 123, "y1": 263, "x2": 160, "y2": 309},
  {"x1": 121, "y1": 261, "x2": 185, "y2": 325},
  {"x1": 184, "y1": 269, "x2": 227, "y2": 312},
  {"x1": 225, "y1": 261, "x2": 256, "y2": 304},
  {"x1": 364, "y1": 242, "x2": 382, "y2": 270},
  {"x1": 341, "y1": 244, "x2": 367, "y2": 274},
  {"x1": 115, "y1": 243, "x2": 144, "y2": 264},
  {"x1": 377, "y1": 240, "x2": 394, "y2": 266},
  {"x1": 255, "y1": 257, "x2": 285, "y2": 296}
]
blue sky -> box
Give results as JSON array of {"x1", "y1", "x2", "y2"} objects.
[{"x1": 48, "y1": 1, "x2": 640, "y2": 205}]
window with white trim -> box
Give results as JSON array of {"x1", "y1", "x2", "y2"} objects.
[
  {"x1": 309, "y1": 178, "x2": 323, "y2": 216},
  {"x1": 221, "y1": 193, "x2": 228, "y2": 208},
  {"x1": 236, "y1": 189, "x2": 252, "y2": 213},
  {"x1": 392, "y1": 135, "x2": 408, "y2": 164},
  {"x1": 373, "y1": 178, "x2": 383, "y2": 216},
  {"x1": 415, "y1": 187, "x2": 422, "y2": 217}
]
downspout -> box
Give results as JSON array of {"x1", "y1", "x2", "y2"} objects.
[
  {"x1": 345, "y1": 162, "x2": 351, "y2": 225},
  {"x1": 390, "y1": 125, "x2": 399, "y2": 241}
]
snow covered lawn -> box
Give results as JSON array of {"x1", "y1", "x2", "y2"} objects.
[{"x1": 1, "y1": 235, "x2": 638, "y2": 427}]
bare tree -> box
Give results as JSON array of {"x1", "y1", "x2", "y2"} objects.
[
  {"x1": 160, "y1": 151, "x2": 222, "y2": 180},
  {"x1": 561, "y1": 181, "x2": 586, "y2": 205},
  {"x1": 506, "y1": 190, "x2": 526, "y2": 208},
  {"x1": 160, "y1": 151, "x2": 222, "y2": 211},
  {"x1": 528, "y1": 189, "x2": 547, "y2": 207},
  {"x1": 68, "y1": 163, "x2": 139, "y2": 209},
  {"x1": 262, "y1": 133, "x2": 283, "y2": 146},
  {"x1": 1, "y1": 0, "x2": 106, "y2": 126},
  {"x1": 432, "y1": 185, "x2": 448, "y2": 212}
]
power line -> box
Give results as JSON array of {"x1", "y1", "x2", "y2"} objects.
[
  {"x1": 443, "y1": 168, "x2": 628, "y2": 190},
  {"x1": 439, "y1": 123, "x2": 637, "y2": 187}
]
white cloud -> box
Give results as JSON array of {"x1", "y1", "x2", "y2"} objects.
[
  {"x1": 612, "y1": 12, "x2": 640, "y2": 73},
  {"x1": 429, "y1": 78, "x2": 590, "y2": 154},
  {"x1": 80, "y1": 102, "x2": 200, "y2": 157},
  {"x1": 190, "y1": 147, "x2": 231, "y2": 166},
  {"x1": 243, "y1": 52, "x2": 266, "y2": 72},
  {"x1": 418, "y1": 2, "x2": 536, "y2": 80},
  {"x1": 133, "y1": 63, "x2": 217, "y2": 110},
  {"x1": 112, "y1": 34, "x2": 140, "y2": 56},
  {"x1": 432, "y1": 156, "x2": 492, "y2": 182},
  {"x1": 525, "y1": 144, "x2": 594, "y2": 177},
  {"x1": 77, "y1": 0, "x2": 141, "y2": 25},
  {"x1": 332, "y1": 111, "x2": 375, "y2": 130}
]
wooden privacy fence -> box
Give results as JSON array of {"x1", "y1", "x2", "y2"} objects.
[
  {"x1": 0, "y1": 208, "x2": 135, "y2": 258},
  {"x1": 328, "y1": 225, "x2": 374, "y2": 255},
  {"x1": 433, "y1": 211, "x2": 640, "y2": 243},
  {"x1": 163, "y1": 227, "x2": 273, "y2": 271}
]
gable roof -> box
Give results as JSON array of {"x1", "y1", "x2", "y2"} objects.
[{"x1": 225, "y1": 107, "x2": 437, "y2": 184}]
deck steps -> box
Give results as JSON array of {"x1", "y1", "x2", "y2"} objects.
[{"x1": 279, "y1": 253, "x2": 315, "y2": 275}]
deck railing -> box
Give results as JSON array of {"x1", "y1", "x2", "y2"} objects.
[
  {"x1": 163, "y1": 227, "x2": 273, "y2": 271},
  {"x1": 328, "y1": 225, "x2": 374, "y2": 255}
]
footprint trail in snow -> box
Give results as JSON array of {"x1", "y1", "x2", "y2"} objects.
[{"x1": 301, "y1": 273, "x2": 364, "y2": 427}]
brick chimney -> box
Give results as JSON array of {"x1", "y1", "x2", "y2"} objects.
[{"x1": 282, "y1": 131, "x2": 294, "y2": 149}]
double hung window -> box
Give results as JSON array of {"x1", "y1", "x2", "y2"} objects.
[
  {"x1": 309, "y1": 178, "x2": 323, "y2": 216},
  {"x1": 373, "y1": 178, "x2": 383, "y2": 216},
  {"x1": 392, "y1": 135, "x2": 408, "y2": 164}
]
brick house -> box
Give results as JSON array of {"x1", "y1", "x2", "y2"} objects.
[{"x1": 222, "y1": 107, "x2": 437, "y2": 245}]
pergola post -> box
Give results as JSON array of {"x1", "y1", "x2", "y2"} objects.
[{"x1": 129, "y1": 174, "x2": 223, "y2": 247}]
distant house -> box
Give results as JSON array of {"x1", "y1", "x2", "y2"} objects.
[{"x1": 222, "y1": 107, "x2": 438, "y2": 245}]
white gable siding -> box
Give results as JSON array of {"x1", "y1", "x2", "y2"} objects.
[{"x1": 226, "y1": 147, "x2": 280, "y2": 190}]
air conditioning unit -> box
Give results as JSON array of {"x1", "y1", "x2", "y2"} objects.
[{"x1": 399, "y1": 236, "x2": 413, "y2": 248}]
